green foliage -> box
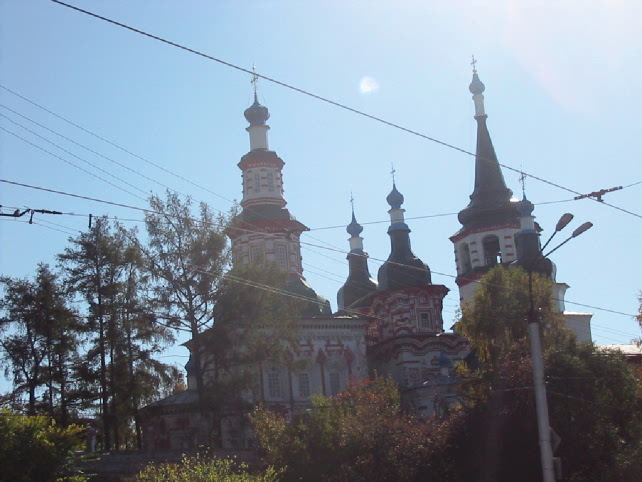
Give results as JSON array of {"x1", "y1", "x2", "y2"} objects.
[
  {"x1": 0, "y1": 409, "x2": 85, "y2": 482},
  {"x1": 59, "y1": 216, "x2": 178, "y2": 450},
  {"x1": 145, "y1": 192, "x2": 230, "y2": 411},
  {"x1": 455, "y1": 265, "x2": 567, "y2": 371},
  {"x1": 0, "y1": 265, "x2": 80, "y2": 419},
  {"x1": 450, "y1": 266, "x2": 642, "y2": 481},
  {"x1": 252, "y1": 377, "x2": 462, "y2": 481},
  {"x1": 135, "y1": 453, "x2": 281, "y2": 482},
  {"x1": 202, "y1": 264, "x2": 302, "y2": 403}
]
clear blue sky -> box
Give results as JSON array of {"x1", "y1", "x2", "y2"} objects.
[{"x1": 1, "y1": 0, "x2": 640, "y2": 380}]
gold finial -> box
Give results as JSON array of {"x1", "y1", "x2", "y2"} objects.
[
  {"x1": 391, "y1": 162, "x2": 396, "y2": 184},
  {"x1": 471, "y1": 55, "x2": 478, "y2": 73},
  {"x1": 251, "y1": 63, "x2": 259, "y2": 97}
]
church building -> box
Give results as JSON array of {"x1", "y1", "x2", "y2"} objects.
[{"x1": 141, "y1": 68, "x2": 591, "y2": 450}]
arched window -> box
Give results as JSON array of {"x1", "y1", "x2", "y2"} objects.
[
  {"x1": 459, "y1": 243, "x2": 472, "y2": 273},
  {"x1": 483, "y1": 235, "x2": 501, "y2": 266}
]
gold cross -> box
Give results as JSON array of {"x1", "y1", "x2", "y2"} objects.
[{"x1": 471, "y1": 55, "x2": 477, "y2": 73}]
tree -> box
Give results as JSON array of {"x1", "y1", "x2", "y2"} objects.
[
  {"x1": 59, "y1": 217, "x2": 178, "y2": 450},
  {"x1": 0, "y1": 265, "x2": 79, "y2": 419},
  {"x1": 251, "y1": 377, "x2": 463, "y2": 481},
  {"x1": 202, "y1": 264, "x2": 301, "y2": 402},
  {"x1": 144, "y1": 192, "x2": 229, "y2": 412},
  {"x1": 451, "y1": 266, "x2": 642, "y2": 481},
  {"x1": 58, "y1": 217, "x2": 123, "y2": 449},
  {"x1": 455, "y1": 265, "x2": 567, "y2": 373}
]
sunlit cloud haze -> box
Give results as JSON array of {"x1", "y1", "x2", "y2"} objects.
[
  {"x1": 464, "y1": 0, "x2": 642, "y2": 113},
  {"x1": 359, "y1": 76, "x2": 380, "y2": 94}
]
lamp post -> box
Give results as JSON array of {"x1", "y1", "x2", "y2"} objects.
[{"x1": 523, "y1": 213, "x2": 592, "y2": 482}]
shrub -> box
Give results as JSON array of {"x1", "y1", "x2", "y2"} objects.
[
  {"x1": 135, "y1": 453, "x2": 282, "y2": 482},
  {"x1": 0, "y1": 409, "x2": 85, "y2": 482}
]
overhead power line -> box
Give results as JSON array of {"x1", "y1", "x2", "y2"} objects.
[
  {"x1": 0, "y1": 126, "x2": 146, "y2": 201},
  {"x1": 0, "y1": 84, "x2": 234, "y2": 205},
  {"x1": 2, "y1": 177, "x2": 638, "y2": 320},
  {"x1": 50, "y1": 0, "x2": 642, "y2": 221},
  {"x1": 0, "y1": 104, "x2": 189, "y2": 198}
]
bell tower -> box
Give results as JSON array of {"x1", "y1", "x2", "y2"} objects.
[
  {"x1": 450, "y1": 64, "x2": 520, "y2": 304},
  {"x1": 226, "y1": 78, "x2": 331, "y2": 315}
]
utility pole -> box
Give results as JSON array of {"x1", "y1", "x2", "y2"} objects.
[
  {"x1": 527, "y1": 268, "x2": 555, "y2": 482},
  {"x1": 515, "y1": 196, "x2": 592, "y2": 482}
]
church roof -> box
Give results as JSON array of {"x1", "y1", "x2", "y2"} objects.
[
  {"x1": 458, "y1": 70, "x2": 518, "y2": 230},
  {"x1": 378, "y1": 184, "x2": 432, "y2": 290},
  {"x1": 244, "y1": 93, "x2": 270, "y2": 126}
]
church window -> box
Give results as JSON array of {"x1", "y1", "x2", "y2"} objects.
[
  {"x1": 483, "y1": 235, "x2": 501, "y2": 266},
  {"x1": 254, "y1": 173, "x2": 261, "y2": 193},
  {"x1": 267, "y1": 172, "x2": 275, "y2": 191},
  {"x1": 268, "y1": 372, "x2": 281, "y2": 399},
  {"x1": 459, "y1": 243, "x2": 472, "y2": 273},
  {"x1": 297, "y1": 373, "x2": 310, "y2": 398},
  {"x1": 329, "y1": 372, "x2": 341, "y2": 396},
  {"x1": 250, "y1": 245, "x2": 263, "y2": 265},
  {"x1": 275, "y1": 245, "x2": 288, "y2": 270},
  {"x1": 419, "y1": 311, "x2": 432, "y2": 330}
]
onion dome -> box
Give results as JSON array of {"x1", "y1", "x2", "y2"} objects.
[
  {"x1": 244, "y1": 93, "x2": 270, "y2": 126},
  {"x1": 469, "y1": 72, "x2": 485, "y2": 95},
  {"x1": 386, "y1": 183, "x2": 404, "y2": 210},
  {"x1": 338, "y1": 209, "x2": 377, "y2": 310},
  {"x1": 516, "y1": 196, "x2": 535, "y2": 217},
  {"x1": 511, "y1": 195, "x2": 555, "y2": 279},
  {"x1": 347, "y1": 211, "x2": 363, "y2": 237},
  {"x1": 378, "y1": 184, "x2": 432, "y2": 290}
]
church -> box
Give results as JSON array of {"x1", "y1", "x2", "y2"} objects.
[{"x1": 140, "y1": 68, "x2": 592, "y2": 450}]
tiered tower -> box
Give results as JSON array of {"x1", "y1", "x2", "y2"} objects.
[
  {"x1": 226, "y1": 92, "x2": 331, "y2": 315},
  {"x1": 337, "y1": 208, "x2": 378, "y2": 311},
  {"x1": 365, "y1": 184, "x2": 467, "y2": 403},
  {"x1": 450, "y1": 68, "x2": 520, "y2": 304}
]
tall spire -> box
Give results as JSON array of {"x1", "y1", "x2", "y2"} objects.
[{"x1": 458, "y1": 63, "x2": 517, "y2": 229}]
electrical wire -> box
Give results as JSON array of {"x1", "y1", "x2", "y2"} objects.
[
  {"x1": 0, "y1": 126, "x2": 146, "y2": 201},
  {"x1": 0, "y1": 84, "x2": 235, "y2": 205},
  {"x1": 49, "y1": 0, "x2": 642, "y2": 221},
  {"x1": 0, "y1": 114, "x2": 152, "y2": 199},
  {"x1": 0, "y1": 104, "x2": 190, "y2": 198},
  {"x1": 2, "y1": 177, "x2": 638, "y2": 322}
]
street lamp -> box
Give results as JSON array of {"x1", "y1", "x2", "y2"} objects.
[{"x1": 523, "y1": 210, "x2": 592, "y2": 482}]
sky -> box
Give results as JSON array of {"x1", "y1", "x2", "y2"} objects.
[{"x1": 1, "y1": 0, "x2": 641, "y2": 380}]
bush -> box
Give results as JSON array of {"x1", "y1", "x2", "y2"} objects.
[
  {"x1": 251, "y1": 377, "x2": 462, "y2": 481},
  {"x1": 135, "y1": 453, "x2": 282, "y2": 482},
  {"x1": 0, "y1": 409, "x2": 85, "y2": 482}
]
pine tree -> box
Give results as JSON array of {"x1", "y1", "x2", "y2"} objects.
[
  {"x1": 0, "y1": 264, "x2": 79, "y2": 419},
  {"x1": 144, "y1": 192, "x2": 229, "y2": 415}
]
